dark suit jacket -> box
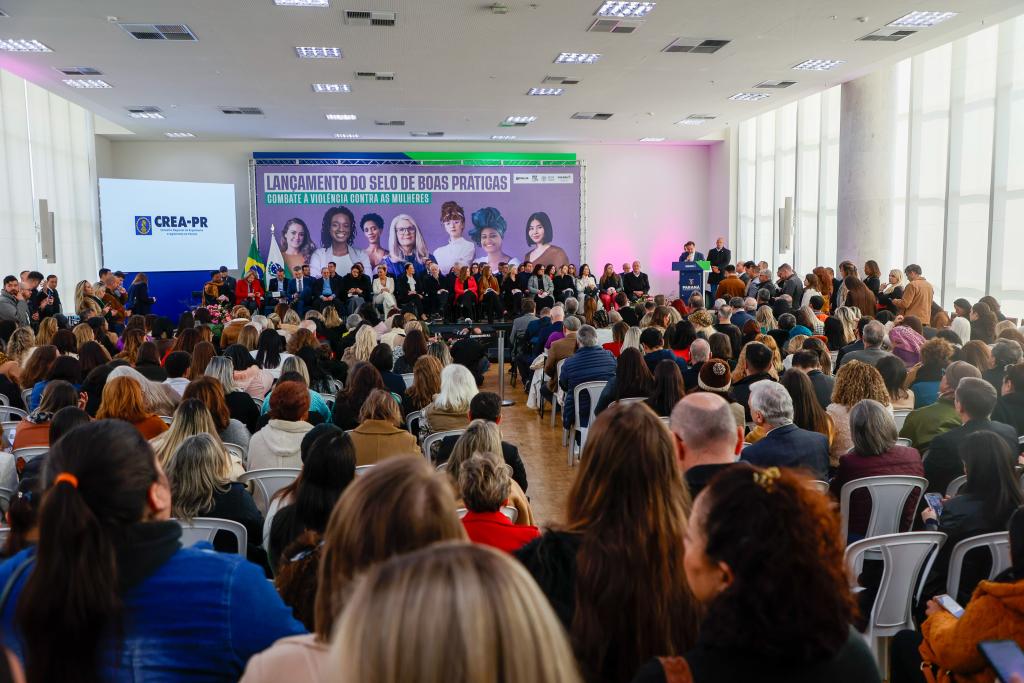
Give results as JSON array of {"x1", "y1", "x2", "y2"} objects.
[
  {"x1": 315, "y1": 275, "x2": 345, "y2": 300},
  {"x1": 622, "y1": 272, "x2": 650, "y2": 299},
  {"x1": 290, "y1": 277, "x2": 314, "y2": 308},
  {"x1": 924, "y1": 419, "x2": 1019, "y2": 495},
  {"x1": 266, "y1": 278, "x2": 293, "y2": 305},
  {"x1": 618, "y1": 307, "x2": 639, "y2": 327},
  {"x1": 806, "y1": 369, "x2": 834, "y2": 408},
  {"x1": 394, "y1": 274, "x2": 421, "y2": 303},
  {"x1": 707, "y1": 247, "x2": 731, "y2": 285},
  {"x1": 339, "y1": 273, "x2": 371, "y2": 300},
  {"x1": 435, "y1": 437, "x2": 528, "y2": 492},
  {"x1": 643, "y1": 349, "x2": 687, "y2": 375},
  {"x1": 30, "y1": 288, "x2": 63, "y2": 320},
  {"x1": 125, "y1": 282, "x2": 154, "y2": 316},
  {"x1": 740, "y1": 423, "x2": 830, "y2": 479}
]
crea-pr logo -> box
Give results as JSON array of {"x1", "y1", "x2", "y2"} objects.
[{"x1": 134, "y1": 216, "x2": 153, "y2": 236}]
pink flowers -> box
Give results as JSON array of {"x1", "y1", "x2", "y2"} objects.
[{"x1": 205, "y1": 304, "x2": 232, "y2": 324}]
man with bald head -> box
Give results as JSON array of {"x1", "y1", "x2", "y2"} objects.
[{"x1": 670, "y1": 392, "x2": 743, "y2": 497}]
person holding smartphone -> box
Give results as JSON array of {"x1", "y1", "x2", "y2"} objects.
[{"x1": 890, "y1": 506, "x2": 1024, "y2": 683}]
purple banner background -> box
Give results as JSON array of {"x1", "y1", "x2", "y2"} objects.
[{"x1": 254, "y1": 164, "x2": 581, "y2": 271}]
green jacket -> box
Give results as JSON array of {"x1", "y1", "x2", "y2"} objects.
[{"x1": 899, "y1": 396, "x2": 961, "y2": 452}]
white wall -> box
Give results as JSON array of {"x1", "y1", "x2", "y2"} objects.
[{"x1": 100, "y1": 139, "x2": 720, "y2": 297}]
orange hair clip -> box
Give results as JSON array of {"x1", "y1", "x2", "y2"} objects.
[{"x1": 54, "y1": 472, "x2": 79, "y2": 489}]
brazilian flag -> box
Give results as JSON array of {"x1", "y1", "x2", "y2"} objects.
[{"x1": 243, "y1": 236, "x2": 265, "y2": 280}]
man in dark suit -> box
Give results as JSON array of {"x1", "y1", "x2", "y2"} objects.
[
  {"x1": 314, "y1": 265, "x2": 345, "y2": 314},
  {"x1": 218, "y1": 266, "x2": 236, "y2": 301},
  {"x1": 266, "y1": 269, "x2": 291, "y2": 312},
  {"x1": 730, "y1": 342, "x2": 777, "y2": 421},
  {"x1": 706, "y1": 237, "x2": 731, "y2": 297},
  {"x1": 925, "y1": 377, "x2": 1020, "y2": 495},
  {"x1": 740, "y1": 379, "x2": 829, "y2": 479},
  {"x1": 290, "y1": 265, "x2": 314, "y2": 315},
  {"x1": 622, "y1": 261, "x2": 650, "y2": 303},
  {"x1": 433, "y1": 392, "x2": 528, "y2": 492},
  {"x1": 789, "y1": 351, "x2": 834, "y2": 408}
]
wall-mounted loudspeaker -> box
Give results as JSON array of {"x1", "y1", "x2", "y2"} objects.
[
  {"x1": 778, "y1": 196, "x2": 794, "y2": 252},
  {"x1": 39, "y1": 199, "x2": 56, "y2": 263}
]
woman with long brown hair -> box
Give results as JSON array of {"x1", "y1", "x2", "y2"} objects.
[
  {"x1": 184, "y1": 340, "x2": 217, "y2": 380},
  {"x1": 402, "y1": 354, "x2": 442, "y2": 415},
  {"x1": 95, "y1": 375, "x2": 168, "y2": 440},
  {"x1": 843, "y1": 276, "x2": 877, "y2": 319},
  {"x1": 594, "y1": 347, "x2": 654, "y2": 414},
  {"x1": 780, "y1": 369, "x2": 835, "y2": 449},
  {"x1": 517, "y1": 403, "x2": 699, "y2": 683},
  {"x1": 812, "y1": 266, "x2": 833, "y2": 314}
]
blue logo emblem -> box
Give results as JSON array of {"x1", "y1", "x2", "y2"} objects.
[
  {"x1": 134, "y1": 216, "x2": 152, "y2": 236},
  {"x1": 268, "y1": 262, "x2": 285, "y2": 278}
]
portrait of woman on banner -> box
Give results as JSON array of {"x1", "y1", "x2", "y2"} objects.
[
  {"x1": 309, "y1": 206, "x2": 371, "y2": 275},
  {"x1": 433, "y1": 200, "x2": 476, "y2": 275},
  {"x1": 278, "y1": 217, "x2": 317, "y2": 271},
  {"x1": 472, "y1": 207, "x2": 518, "y2": 272},
  {"x1": 522, "y1": 211, "x2": 569, "y2": 269},
  {"x1": 383, "y1": 214, "x2": 434, "y2": 278},
  {"x1": 360, "y1": 212, "x2": 388, "y2": 268}
]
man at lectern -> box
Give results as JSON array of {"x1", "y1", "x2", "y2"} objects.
[{"x1": 678, "y1": 241, "x2": 704, "y2": 264}]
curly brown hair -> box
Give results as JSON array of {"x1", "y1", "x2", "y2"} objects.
[
  {"x1": 919, "y1": 337, "x2": 954, "y2": 369},
  {"x1": 696, "y1": 464, "x2": 857, "y2": 661},
  {"x1": 831, "y1": 360, "x2": 890, "y2": 407}
]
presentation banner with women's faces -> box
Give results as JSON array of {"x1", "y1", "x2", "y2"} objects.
[{"x1": 253, "y1": 164, "x2": 581, "y2": 278}]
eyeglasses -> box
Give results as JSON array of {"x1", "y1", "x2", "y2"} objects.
[{"x1": 396, "y1": 227, "x2": 416, "y2": 234}]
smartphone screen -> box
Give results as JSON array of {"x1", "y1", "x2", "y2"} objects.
[
  {"x1": 936, "y1": 594, "x2": 964, "y2": 618},
  {"x1": 979, "y1": 640, "x2": 1024, "y2": 682},
  {"x1": 924, "y1": 492, "x2": 944, "y2": 517}
]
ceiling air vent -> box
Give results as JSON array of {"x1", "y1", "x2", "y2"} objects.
[
  {"x1": 410, "y1": 131, "x2": 444, "y2": 137},
  {"x1": 858, "y1": 28, "x2": 917, "y2": 42},
  {"x1": 220, "y1": 106, "x2": 264, "y2": 115},
  {"x1": 375, "y1": 120, "x2": 405, "y2": 126},
  {"x1": 344, "y1": 10, "x2": 397, "y2": 26},
  {"x1": 56, "y1": 66, "x2": 103, "y2": 76},
  {"x1": 755, "y1": 80, "x2": 796, "y2": 89},
  {"x1": 571, "y1": 112, "x2": 613, "y2": 120},
  {"x1": 663, "y1": 38, "x2": 730, "y2": 54},
  {"x1": 678, "y1": 114, "x2": 717, "y2": 125},
  {"x1": 355, "y1": 71, "x2": 395, "y2": 81},
  {"x1": 0, "y1": 10, "x2": 9, "y2": 18},
  {"x1": 587, "y1": 18, "x2": 643, "y2": 33},
  {"x1": 118, "y1": 23, "x2": 198, "y2": 41},
  {"x1": 127, "y1": 106, "x2": 162, "y2": 113},
  {"x1": 543, "y1": 75, "x2": 581, "y2": 85}
]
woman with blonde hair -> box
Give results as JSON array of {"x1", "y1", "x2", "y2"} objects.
[
  {"x1": 237, "y1": 324, "x2": 260, "y2": 352},
  {"x1": 423, "y1": 363, "x2": 478, "y2": 434},
  {"x1": 149, "y1": 399, "x2": 228, "y2": 466},
  {"x1": 518, "y1": 403, "x2": 699, "y2": 682},
  {"x1": 95, "y1": 375, "x2": 169, "y2": 440},
  {"x1": 427, "y1": 339, "x2": 452, "y2": 367},
  {"x1": 341, "y1": 324, "x2": 376, "y2": 366},
  {"x1": 731, "y1": 336, "x2": 783, "y2": 383},
  {"x1": 35, "y1": 317, "x2": 58, "y2": 348},
  {"x1": 404, "y1": 354, "x2": 443, "y2": 415},
  {"x1": 835, "y1": 306, "x2": 861, "y2": 346},
  {"x1": 348, "y1": 389, "x2": 418, "y2": 465},
  {"x1": 74, "y1": 279, "x2": 106, "y2": 318},
  {"x1": 72, "y1": 322, "x2": 94, "y2": 348},
  {"x1": 826, "y1": 360, "x2": 891, "y2": 462},
  {"x1": 621, "y1": 326, "x2": 642, "y2": 354},
  {"x1": 114, "y1": 328, "x2": 146, "y2": 366},
  {"x1": 240, "y1": 457, "x2": 465, "y2": 683},
  {"x1": 755, "y1": 305, "x2": 777, "y2": 332},
  {"x1": 329, "y1": 543, "x2": 582, "y2": 683},
  {"x1": 371, "y1": 264, "x2": 398, "y2": 315},
  {"x1": 0, "y1": 327, "x2": 35, "y2": 381},
  {"x1": 107, "y1": 364, "x2": 180, "y2": 416},
  {"x1": 445, "y1": 419, "x2": 534, "y2": 527}
]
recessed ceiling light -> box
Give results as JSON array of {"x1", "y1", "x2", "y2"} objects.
[
  {"x1": 639, "y1": 137, "x2": 665, "y2": 142},
  {"x1": 274, "y1": 0, "x2": 329, "y2": 5},
  {"x1": 295, "y1": 46, "x2": 342, "y2": 58},
  {"x1": 729, "y1": 92, "x2": 770, "y2": 101},
  {"x1": 312, "y1": 83, "x2": 351, "y2": 93},
  {"x1": 596, "y1": 1, "x2": 656, "y2": 18},
  {"x1": 503, "y1": 115, "x2": 537, "y2": 124},
  {"x1": 165, "y1": 132, "x2": 195, "y2": 138},
  {"x1": 792, "y1": 58, "x2": 845, "y2": 71},
  {"x1": 129, "y1": 112, "x2": 165, "y2": 119},
  {"x1": 527, "y1": 87, "x2": 564, "y2": 96},
  {"x1": 491, "y1": 135, "x2": 517, "y2": 140},
  {"x1": 888, "y1": 11, "x2": 957, "y2": 28},
  {"x1": 63, "y1": 79, "x2": 112, "y2": 89},
  {"x1": 334, "y1": 133, "x2": 359, "y2": 139},
  {"x1": 555, "y1": 52, "x2": 601, "y2": 64},
  {"x1": 326, "y1": 113, "x2": 357, "y2": 121},
  {"x1": 0, "y1": 39, "x2": 52, "y2": 52}
]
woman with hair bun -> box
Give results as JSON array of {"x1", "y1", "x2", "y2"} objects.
[
  {"x1": 433, "y1": 201, "x2": 477, "y2": 274},
  {"x1": 523, "y1": 211, "x2": 569, "y2": 268},
  {"x1": 471, "y1": 207, "x2": 518, "y2": 271}
]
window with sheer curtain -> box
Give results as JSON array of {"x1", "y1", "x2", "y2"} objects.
[{"x1": 0, "y1": 69, "x2": 99, "y2": 291}]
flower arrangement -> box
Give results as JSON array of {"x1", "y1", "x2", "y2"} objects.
[{"x1": 203, "y1": 304, "x2": 233, "y2": 337}]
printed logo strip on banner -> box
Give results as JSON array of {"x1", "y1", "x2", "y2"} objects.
[{"x1": 512, "y1": 173, "x2": 575, "y2": 184}]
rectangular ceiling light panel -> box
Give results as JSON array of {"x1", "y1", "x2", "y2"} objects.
[
  {"x1": 888, "y1": 11, "x2": 957, "y2": 28},
  {"x1": 296, "y1": 46, "x2": 342, "y2": 58},
  {"x1": 597, "y1": 2, "x2": 655, "y2": 18},
  {"x1": 312, "y1": 83, "x2": 351, "y2": 92},
  {"x1": 0, "y1": 39, "x2": 51, "y2": 52},
  {"x1": 555, "y1": 52, "x2": 601, "y2": 64}
]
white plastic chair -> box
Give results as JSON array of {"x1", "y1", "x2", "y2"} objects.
[
  {"x1": 946, "y1": 531, "x2": 1011, "y2": 597},
  {"x1": 401, "y1": 373, "x2": 414, "y2": 389},
  {"x1": 892, "y1": 410, "x2": 911, "y2": 432},
  {"x1": 568, "y1": 380, "x2": 609, "y2": 466},
  {"x1": 839, "y1": 475, "x2": 928, "y2": 541},
  {"x1": 945, "y1": 474, "x2": 967, "y2": 498},
  {"x1": 318, "y1": 393, "x2": 336, "y2": 409},
  {"x1": 895, "y1": 437, "x2": 912, "y2": 447},
  {"x1": 12, "y1": 447, "x2": 48, "y2": 469},
  {"x1": 551, "y1": 358, "x2": 567, "y2": 429},
  {"x1": 20, "y1": 389, "x2": 31, "y2": 409},
  {"x1": 355, "y1": 464, "x2": 375, "y2": 475},
  {"x1": 158, "y1": 415, "x2": 173, "y2": 425},
  {"x1": 175, "y1": 517, "x2": 248, "y2": 556},
  {"x1": 808, "y1": 480, "x2": 830, "y2": 494},
  {"x1": 0, "y1": 528, "x2": 9, "y2": 546},
  {"x1": 1, "y1": 421, "x2": 20, "y2": 451},
  {"x1": 223, "y1": 442, "x2": 247, "y2": 466},
  {"x1": 422, "y1": 429, "x2": 465, "y2": 463},
  {"x1": 0, "y1": 486, "x2": 14, "y2": 513},
  {"x1": 659, "y1": 416, "x2": 670, "y2": 426},
  {"x1": 845, "y1": 531, "x2": 946, "y2": 679},
  {"x1": 237, "y1": 468, "x2": 300, "y2": 514},
  {"x1": 455, "y1": 506, "x2": 518, "y2": 523},
  {"x1": 612, "y1": 397, "x2": 646, "y2": 406},
  {"x1": 406, "y1": 410, "x2": 424, "y2": 440},
  {"x1": 0, "y1": 393, "x2": 8, "y2": 406},
  {"x1": 0, "y1": 407, "x2": 27, "y2": 422}
]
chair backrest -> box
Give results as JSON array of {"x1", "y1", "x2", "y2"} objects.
[
  {"x1": 0, "y1": 406, "x2": 27, "y2": 422},
  {"x1": 20, "y1": 389, "x2": 31, "y2": 408},
  {"x1": 223, "y1": 442, "x2": 247, "y2": 466},
  {"x1": 892, "y1": 410, "x2": 911, "y2": 431},
  {"x1": 236, "y1": 468, "x2": 301, "y2": 514},
  {"x1": 808, "y1": 480, "x2": 830, "y2": 494},
  {"x1": 612, "y1": 397, "x2": 646, "y2": 406},
  {"x1": 845, "y1": 531, "x2": 946, "y2": 637},
  {"x1": 158, "y1": 415, "x2": 173, "y2": 425},
  {"x1": 573, "y1": 380, "x2": 608, "y2": 432},
  {"x1": 355, "y1": 464, "x2": 375, "y2": 475},
  {"x1": 406, "y1": 410, "x2": 424, "y2": 438},
  {"x1": 455, "y1": 506, "x2": 518, "y2": 523},
  {"x1": 0, "y1": 486, "x2": 14, "y2": 514},
  {"x1": 401, "y1": 373, "x2": 414, "y2": 389},
  {"x1": 554, "y1": 358, "x2": 567, "y2": 402},
  {"x1": 175, "y1": 517, "x2": 248, "y2": 556},
  {"x1": 422, "y1": 429, "x2": 466, "y2": 463},
  {"x1": 895, "y1": 437, "x2": 912, "y2": 447},
  {"x1": 839, "y1": 475, "x2": 928, "y2": 540},
  {"x1": 318, "y1": 393, "x2": 336, "y2": 409},
  {"x1": 12, "y1": 447, "x2": 48, "y2": 471},
  {"x1": 1019, "y1": 434, "x2": 1024, "y2": 446},
  {"x1": 945, "y1": 474, "x2": 967, "y2": 498},
  {"x1": 0, "y1": 393, "x2": 7, "y2": 407},
  {"x1": 659, "y1": 416, "x2": 670, "y2": 426},
  {"x1": 0, "y1": 528, "x2": 9, "y2": 547},
  {"x1": 1, "y1": 421, "x2": 19, "y2": 450},
  {"x1": 946, "y1": 531, "x2": 1011, "y2": 597}
]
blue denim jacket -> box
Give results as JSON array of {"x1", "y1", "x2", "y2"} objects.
[{"x1": 0, "y1": 544, "x2": 305, "y2": 682}]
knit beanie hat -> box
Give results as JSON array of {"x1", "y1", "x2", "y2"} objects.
[{"x1": 698, "y1": 358, "x2": 732, "y2": 393}]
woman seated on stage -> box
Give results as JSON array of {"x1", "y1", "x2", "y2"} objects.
[{"x1": 453, "y1": 266, "x2": 478, "y2": 321}]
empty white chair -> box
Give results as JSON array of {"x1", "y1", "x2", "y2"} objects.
[
  {"x1": 175, "y1": 517, "x2": 248, "y2": 557},
  {"x1": 223, "y1": 442, "x2": 247, "y2": 466},
  {"x1": 845, "y1": 531, "x2": 946, "y2": 679},
  {"x1": 839, "y1": 475, "x2": 928, "y2": 541},
  {"x1": 892, "y1": 410, "x2": 911, "y2": 432},
  {"x1": 946, "y1": 531, "x2": 1011, "y2": 597},
  {"x1": 158, "y1": 415, "x2": 173, "y2": 425},
  {"x1": 237, "y1": 468, "x2": 300, "y2": 514},
  {"x1": 455, "y1": 506, "x2": 518, "y2": 523},
  {"x1": 401, "y1": 373, "x2": 414, "y2": 389},
  {"x1": 945, "y1": 474, "x2": 967, "y2": 498},
  {"x1": 422, "y1": 429, "x2": 466, "y2": 463},
  {"x1": 568, "y1": 380, "x2": 609, "y2": 466}
]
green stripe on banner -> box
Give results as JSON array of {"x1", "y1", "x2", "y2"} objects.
[{"x1": 403, "y1": 151, "x2": 577, "y2": 166}]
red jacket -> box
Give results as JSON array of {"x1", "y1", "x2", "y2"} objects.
[
  {"x1": 236, "y1": 278, "x2": 265, "y2": 308},
  {"x1": 461, "y1": 510, "x2": 540, "y2": 553},
  {"x1": 454, "y1": 276, "x2": 477, "y2": 300}
]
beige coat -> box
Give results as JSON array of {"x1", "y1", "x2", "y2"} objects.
[
  {"x1": 894, "y1": 277, "x2": 935, "y2": 322},
  {"x1": 544, "y1": 332, "x2": 578, "y2": 393},
  {"x1": 348, "y1": 419, "x2": 420, "y2": 466}
]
